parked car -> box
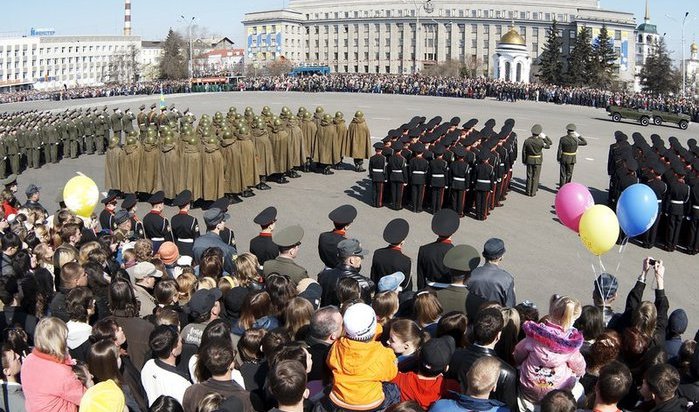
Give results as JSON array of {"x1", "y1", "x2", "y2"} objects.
[{"x1": 606, "y1": 105, "x2": 690, "y2": 129}]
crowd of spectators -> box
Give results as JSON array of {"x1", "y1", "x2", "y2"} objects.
[
  {"x1": 0, "y1": 172, "x2": 695, "y2": 412},
  {"x1": 3, "y1": 74, "x2": 699, "y2": 122}
]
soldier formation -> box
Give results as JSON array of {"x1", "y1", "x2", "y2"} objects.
[
  {"x1": 101, "y1": 103, "x2": 371, "y2": 204},
  {"x1": 368, "y1": 116, "x2": 517, "y2": 221},
  {"x1": 608, "y1": 132, "x2": 699, "y2": 254}
]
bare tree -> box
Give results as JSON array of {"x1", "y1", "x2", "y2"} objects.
[
  {"x1": 461, "y1": 55, "x2": 484, "y2": 78},
  {"x1": 266, "y1": 59, "x2": 293, "y2": 77}
]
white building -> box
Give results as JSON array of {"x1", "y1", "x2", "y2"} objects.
[
  {"x1": 140, "y1": 40, "x2": 163, "y2": 81},
  {"x1": 633, "y1": 0, "x2": 659, "y2": 92},
  {"x1": 242, "y1": 0, "x2": 638, "y2": 85},
  {"x1": 193, "y1": 48, "x2": 245, "y2": 75},
  {"x1": 685, "y1": 42, "x2": 699, "y2": 98},
  {"x1": 0, "y1": 34, "x2": 141, "y2": 91}
]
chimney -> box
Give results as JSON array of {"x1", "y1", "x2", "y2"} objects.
[{"x1": 124, "y1": 0, "x2": 132, "y2": 36}]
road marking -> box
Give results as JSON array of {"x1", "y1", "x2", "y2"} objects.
[{"x1": 585, "y1": 157, "x2": 595, "y2": 161}]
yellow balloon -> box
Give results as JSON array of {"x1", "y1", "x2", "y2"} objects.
[
  {"x1": 63, "y1": 175, "x2": 99, "y2": 218},
  {"x1": 579, "y1": 205, "x2": 620, "y2": 256}
]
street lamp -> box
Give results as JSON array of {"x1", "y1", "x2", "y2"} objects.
[
  {"x1": 666, "y1": 12, "x2": 690, "y2": 97},
  {"x1": 179, "y1": 15, "x2": 196, "y2": 85},
  {"x1": 403, "y1": 0, "x2": 434, "y2": 74}
]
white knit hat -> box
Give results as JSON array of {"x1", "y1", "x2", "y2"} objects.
[{"x1": 343, "y1": 303, "x2": 377, "y2": 341}]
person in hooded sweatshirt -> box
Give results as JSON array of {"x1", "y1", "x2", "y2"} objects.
[
  {"x1": 430, "y1": 356, "x2": 510, "y2": 412},
  {"x1": 513, "y1": 295, "x2": 586, "y2": 410}
]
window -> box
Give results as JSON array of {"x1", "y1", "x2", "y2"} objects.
[
  {"x1": 483, "y1": 40, "x2": 488, "y2": 49},
  {"x1": 471, "y1": 39, "x2": 477, "y2": 48},
  {"x1": 471, "y1": 24, "x2": 477, "y2": 34},
  {"x1": 615, "y1": 30, "x2": 622, "y2": 41}
]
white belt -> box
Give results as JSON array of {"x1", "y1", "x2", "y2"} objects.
[
  {"x1": 426, "y1": 281, "x2": 450, "y2": 289},
  {"x1": 392, "y1": 170, "x2": 404, "y2": 173},
  {"x1": 657, "y1": 200, "x2": 662, "y2": 203},
  {"x1": 412, "y1": 171, "x2": 426, "y2": 174},
  {"x1": 432, "y1": 174, "x2": 445, "y2": 178},
  {"x1": 477, "y1": 179, "x2": 491, "y2": 184},
  {"x1": 371, "y1": 169, "x2": 384, "y2": 172},
  {"x1": 670, "y1": 200, "x2": 685, "y2": 205},
  {"x1": 178, "y1": 238, "x2": 194, "y2": 243},
  {"x1": 693, "y1": 205, "x2": 699, "y2": 210},
  {"x1": 453, "y1": 177, "x2": 466, "y2": 181},
  {"x1": 500, "y1": 163, "x2": 505, "y2": 166},
  {"x1": 151, "y1": 237, "x2": 165, "y2": 241}
]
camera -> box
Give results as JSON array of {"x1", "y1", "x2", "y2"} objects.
[{"x1": 648, "y1": 258, "x2": 656, "y2": 266}]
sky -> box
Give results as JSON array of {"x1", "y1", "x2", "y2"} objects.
[{"x1": 1, "y1": 0, "x2": 696, "y2": 63}]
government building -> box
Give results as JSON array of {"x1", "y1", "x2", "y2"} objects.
[{"x1": 242, "y1": 0, "x2": 639, "y2": 86}]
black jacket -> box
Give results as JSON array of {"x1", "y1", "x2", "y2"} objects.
[
  {"x1": 318, "y1": 264, "x2": 375, "y2": 307},
  {"x1": 449, "y1": 344, "x2": 519, "y2": 412},
  {"x1": 370, "y1": 246, "x2": 412, "y2": 291}
]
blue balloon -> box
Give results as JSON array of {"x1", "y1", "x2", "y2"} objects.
[{"x1": 616, "y1": 184, "x2": 659, "y2": 237}]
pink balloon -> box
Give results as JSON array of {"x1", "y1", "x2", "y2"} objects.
[{"x1": 555, "y1": 183, "x2": 595, "y2": 233}]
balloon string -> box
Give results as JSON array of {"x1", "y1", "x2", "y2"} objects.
[
  {"x1": 77, "y1": 172, "x2": 86, "y2": 177},
  {"x1": 616, "y1": 236, "x2": 629, "y2": 274},
  {"x1": 598, "y1": 255, "x2": 606, "y2": 273}
]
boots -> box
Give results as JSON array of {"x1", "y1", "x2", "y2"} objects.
[{"x1": 256, "y1": 176, "x2": 271, "y2": 190}]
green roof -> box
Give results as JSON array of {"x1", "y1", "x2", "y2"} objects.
[{"x1": 637, "y1": 23, "x2": 657, "y2": 34}]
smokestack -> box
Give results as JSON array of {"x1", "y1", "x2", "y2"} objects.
[{"x1": 124, "y1": 0, "x2": 132, "y2": 36}]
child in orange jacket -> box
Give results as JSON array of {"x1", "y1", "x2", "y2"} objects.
[{"x1": 326, "y1": 303, "x2": 399, "y2": 411}]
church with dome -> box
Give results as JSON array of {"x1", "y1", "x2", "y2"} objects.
[{"x1": 492, "y1": 27, "x2": 531, "y2": 83}]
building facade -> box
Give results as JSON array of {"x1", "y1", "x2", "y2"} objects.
[
  {"x1": 0, "y1": 34, "x2": 141, "y2": 91},
  {"x1": 243, "y1": 0, "x2": 638, "y2": 85}
]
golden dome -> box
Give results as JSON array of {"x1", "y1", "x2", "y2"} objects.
[
  {"x1": 692, "y1": 42, "x2": 698, "y2": 53},
  {"x1": 500, "y1": 28, "x2": 525, "y2": 45}
]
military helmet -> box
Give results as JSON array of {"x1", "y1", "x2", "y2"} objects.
[
  {"x1": 235, "y1": 113, "x2": 243, "y2": 120},
  {"x1": 335, "y1": 111, "x2": 344, "y2": 119},
  {"x1": 129, "y1": 130, "x2": 139, "y2": 138},
  {"x1": 315, "y1": 106, "x2": 324, "y2": 114},
  {"x1": 297, "y1": 107, "x2": 307, "y2": 115},
  {"x1": 273, "y1": 119, "x2": 282, "y2": 127},
  {"x1": 207, "y1": 136, "x2": 217, "y2": 145},
  {"x1": 355, "y1": 111, "x2": 364, "y2": 118},
  {"x1": 144, "y1": 134, "x2": 156, "y2": 145},
  {"x1": 188, "y1": 135, "x2": 198, "y2": 145},
  {"x1": 223, "y1": 130, "x2": 233, "y2": 140},
  {"x1": 262, "y1": 106, "x2": 271, "y2": 115},
  {"x1": 303, "y1": 112, "x2": 313, "y2": 120},
  {"x1": 163, "y1": 135, "x2": 174, "y2": 145},
  {"x1": 108, "y1": 136, "x2": 120, "y2": 147},
  {"x1": 238, "y1": 125, "x2": 249, "y2": 135},
  {"x1": 126, "y1": 136, "x2": 137, "y2": 145},
  {"x1": 281, "y1": 106, "x2": 290, "y2": 114},
  {"x1": 323, "y1": 114, "x2": 332, "y2": 121},
  {"x1": 254, "y1": 120, "x2": 265, "y2": 129},
  {"x1": 228, "y1": 107, "x2": 237, "y2": 113}
]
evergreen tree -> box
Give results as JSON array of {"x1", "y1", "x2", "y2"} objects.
[
  {"x1": 538, "y1": 19, "x2": 564, "y2": 85},
  {"x1": 159, "y1": 29, "x2": 188, "y2": 80},
  {"x1": 566, "y1": 26, "x2": 594, "y2": 86},
  {"x1": 592, "y1": 25, "x2": 618, "y2": 88},
  {"x1": 639, "y1": 37, "x2": 679, "y2": 96}
]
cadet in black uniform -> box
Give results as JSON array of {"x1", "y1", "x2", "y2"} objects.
[
  {"x1": 688, "y1": 176, "x2": 699, "y2": 255},
  {"x1": 428, "y1": 145, "x2": 449, "y2": 213},
  {"x1": 387, "y1": 143, "x2": 408, "y2": 210},
  {"x1": 121, "y1": 194, "x2": 144, "y2": 239},
  {"x1": 211, "y1": 197, "x2": 236, "y2": 248},
  {"x1": 474, "y1": 153, "x2": 495, "y2": 221},
  {"x1": 368, "y1": 142, "x2": 387, "y2": 208},
  {"x1": 408, "y1": 143, "x2": 429, "y2": 213},
  {"x1": 318, "y1": 204, "x2": 356, "y2": 268},
  {"x1": 370, "y1": 218, "x2": 412, "y2": 291},
  {"x1": 170, "y1": 190, "x2": 200, "y2": 258},
  {"x1": 98, "y1": 190, "x2": 119, "y2": 234},
  {"x1": 142, "y1": 190, "x2": 174, "y2": 251},
  {"x1": 641, "y1": 167, "x2": 667, "y2": 249},
  {"x1": 449, "y1": 145, "x2": 470, "y2": 217},
  {"x1": 417, "y1": 209, "x2": 459, "y2": 290},
  {"x1": 249, "y1": 206, "x2": 279, "y2": 265},
  {"x1": 665, "y1": 169, "x2": 690, "y2": 252}
]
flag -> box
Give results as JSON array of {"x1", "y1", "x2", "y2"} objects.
[{"x1": 159, "y1": 92, "x2": 165, "y2": 108}]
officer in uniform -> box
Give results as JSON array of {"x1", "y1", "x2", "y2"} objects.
[
  {"x1": 688, "y1": 175, "x2": 699, "y2": 255},
  {"x1": 147, "y1": 103, "x2": 158, "y2": 128},
  {"x1": 408, "y1": 142, "x2": 429, "y2": 213},
  {"x1": 170, "y1": 190, "x2": 200, "y2": 258},
  {"x1": 28, "y1": 125, "x2": 42, "y2": 169},
  {"x1": 318, "y1": 204, "x2": 356, "y2": 269},
  {"x1": 249, "y1": 206, "x2": 279, "y2": 265},
  {"x1": 211, "y1": 197, "x2": 236, "y2": 248},
  {"x1": 436, "y1": 244, "x2": 482, "y2": 317},
  {"x1": 557, "y1": 123, "x2": 588, "y2": 188},
  {"x1": 110, "y1": 108, "x2": 124, "y2": 141},
  {"x1": 370, "y1": 218, "x2": 412, "y2": 291},
  {"x1": 137, "y1": 104, "x2": 148, "y2": 140},
  {"x1": 368, "y1": 142, "x2": 387, "y2": 208},
  {"x1": 121, "y1": 194, "x2": 143, "y2": 239},
  {"x1": 82, "y1": 111, "x2": 96, "y2": 155},
  {"x1": 522, "y1": 124, "x2": 550, "y2": 197},
  {"x1": 142, "y1": 190, "x2": 174, "y2": 251},
  {"x1": 264, "y1": 225, "x2": 308, "y2": 285},
  {"x1": 45, "y1": 118, "x2": 59, "y2": 163},
  {"x1": 449, "y1": 145, "x2": 471, "y2": 217},
  {"x1": 428, "y1": 145, "x2": 449, "y2": 213},
  {"x1": 641, "y1": 166, "x2": 667, "y2": 249},
  {"x1": 6, "y1": 131, "x2": 20, "y2": 175},
  {"x1": 417, "y1": 209, "x2": 459, "y2": 289},
  {"x1": 98, "y1": 190, "x2": 119, "y2": 234},
  {"x1": 387, "y1": 142, "x2": 408, "y2": 210}
]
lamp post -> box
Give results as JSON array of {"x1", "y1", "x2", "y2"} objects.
[
  {"x1": 180, "y1": 15, "x2": 196, "y2": 86},
  {"x1": 667, "y1": 12, "x2": 690, "y2": 97},
  {"x1": 405, "y1": 0, "x2": 434, "y2": 74}
]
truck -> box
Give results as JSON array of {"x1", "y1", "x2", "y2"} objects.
[{"x1": 606, "y1": 105, "x2": 690, "y2": 130}]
